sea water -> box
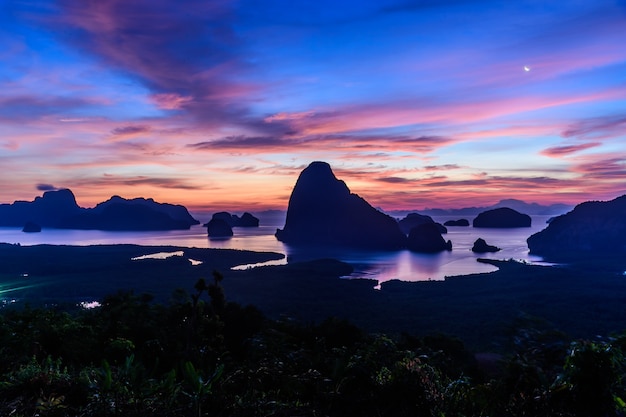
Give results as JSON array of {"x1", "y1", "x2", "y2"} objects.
[{"x1": 0, "y1": 214, "x2": 554, "y2": 284}]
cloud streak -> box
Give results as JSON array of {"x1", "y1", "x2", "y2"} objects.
[{"x1": 541, "y1": 142, "x2": 602, "y2": 157}]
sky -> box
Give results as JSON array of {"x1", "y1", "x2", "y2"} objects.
[{"x1": 1, "y1": 0, "x2": 626, "y2": 212}]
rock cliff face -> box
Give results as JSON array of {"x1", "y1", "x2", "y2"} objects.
[
  {"x1": 527, "y1": 195, "x2": 626, "y2": 259},
  {"x1": 275, "y1": 162, "x2": 407, "y2": 249},
  {"x1": 473, "y1": 207, "x2": 531, "y2": 228},
  {"x1": 398, "y1": 213, "x2": 447, "y2": 234},
  {"x1": 406, "y1": 223, "x2": 452, "y2": 253},
  {"x1": 0, "y1": 189, "x2": 199, "y2": 230}
]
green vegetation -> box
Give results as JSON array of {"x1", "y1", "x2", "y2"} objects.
[{"x1": 1, "y1": 270, "x2": 626, "y2": 417}]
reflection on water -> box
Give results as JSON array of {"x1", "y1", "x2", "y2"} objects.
[
  {"x1": 231, "y1": 258, "x2": 288, "y2": 270},
  {"x1": 131, "y1": 250, "x2": 204, "y2": 266},
  {"x1": 0, "y1": 214, "x2": 556, "y2": 284},
  {"x1": 131, "y1": 251, "x2": 185, "y2": 260}
]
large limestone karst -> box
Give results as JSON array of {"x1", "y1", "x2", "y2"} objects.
[
  {"x1": 0, "y1": 189, "x2": 81, "y2": 227},
  {"x1": 527, "y1": 195, "x2": 626, "y2": 259},
  {"x1": 275, "y1": 161, "x2": 407, "y2": 249}
]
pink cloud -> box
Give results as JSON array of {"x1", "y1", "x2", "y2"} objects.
[
  {"x1": 267, "y1": 86, "x2": 625, "y2": 139},
  {"x1": 1, "y1": 141, "x2": 19, "y2": 151},
  {"x1": 150, "y1": 93, "x2": 193, "y2": 110},
  {"x1": 562, "y1": 115, "x2": 626, "y2": 140},
  {"x1": 571, "y1": 157, "x2": 626, "y2": 181},
  {"x1": 109, "y1": 125, "x2": 152, "y2": 140},
  {"x1": 541, "y1": 142, "x2": 602, "y2": 157}
]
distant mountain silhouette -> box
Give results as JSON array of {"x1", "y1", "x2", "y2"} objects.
[
  {"x1": 527, "y1": 195, "x2": 626, "y2": 259},
  {"x1": 275, "y1": 161, "x2": 407, "y2": 250},
  {"x1": 473, "y1": 207, "x2": 531, "y2": 228},
  {"x1": 411, "y1": 199, "x2": 572, "y2": 217},
  {"x1": 0, "y1": 189, "x2": 199, "y2": 231}
]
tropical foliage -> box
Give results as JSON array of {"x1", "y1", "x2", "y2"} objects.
[{"x1": 1, "y1": 271, "x2": 625, "y2": 416}]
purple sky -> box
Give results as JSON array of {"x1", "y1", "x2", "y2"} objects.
[{"x1": 1, "y1": 0, "x2": 625, "y2": 211}]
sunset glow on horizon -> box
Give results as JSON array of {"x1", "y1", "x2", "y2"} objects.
[{"x1": 1, "y1": 0, "x2": 625, "y2": 212}]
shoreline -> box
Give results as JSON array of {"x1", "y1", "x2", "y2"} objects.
[{"x1": 2, "y1": 242, "x2": 626, "y2": 352}]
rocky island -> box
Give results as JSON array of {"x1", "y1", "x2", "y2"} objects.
[
  {"x1": 443, "y1": 219, "x2": 469, "y2": 227},
  {"x1": 275, "y1": 161, "x2": 407, "y2": 250},
  {"x1": 207, "y1": 211, "x2": 260, "y2": 228},
  {"x1": 527, "y1": 194, "x2": 626, "y2": 259},
  {"x1": 471, "y1": 238, "x2": 500, "y2": 253},
  {"x1": 473, "y1": 207, "x2": 531, "y2": 228},
  {"x1": 276, "y1": 161, "x2": 454, "y2": 253},
  {"x1": 206, "y1": 218, "x2": 234, "y2": 237}
]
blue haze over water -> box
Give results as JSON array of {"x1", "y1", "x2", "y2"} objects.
[{"x1": 0, "y1": 213, "x2": 555, "y2": 284}]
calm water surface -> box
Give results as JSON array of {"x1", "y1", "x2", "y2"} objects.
[{"x1": 0, "y1": 213, "x2": 554, "y2": 284}]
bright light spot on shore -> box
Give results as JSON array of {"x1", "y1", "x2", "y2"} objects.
[{"x1": 79, "y1": 301, "x2": 101, "y2": 309}]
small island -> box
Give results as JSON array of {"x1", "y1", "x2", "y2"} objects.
[
  {"x1": 471, "y1": 238, "x2": 500, "y2": 253},
  {"x1": 444, "y1": 219, "x2": 470, "y2": 227},
  {"x1": 473, "y1": 207, "x2": 531, "y2": 228}
]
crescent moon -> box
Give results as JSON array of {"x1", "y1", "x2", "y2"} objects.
[{"x1": 524, "y1": 65, "x2": 531, "y2": 72}]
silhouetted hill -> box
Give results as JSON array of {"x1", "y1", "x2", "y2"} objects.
[
  {"x1": 275, "y1": 161, "x2": 407, "y2": 249},
  {"x1": 0, "y1": 189, "x2": 199, "y2": 230},
  {"x1": 473, "y1": 207, "x2": 531, "y2": 228},
  {"x1": 527, "y1": 195, "x2": 626, "y2": 259},
  {"x1": 92, "y1": 196, "x2": 199, "y2": 225},
  {"x1": 0, "y1": 189, "x2": 81, "y2": 227},
  {"x1": 409, "y1": 199, "x2": 572, "y2": 217}
]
